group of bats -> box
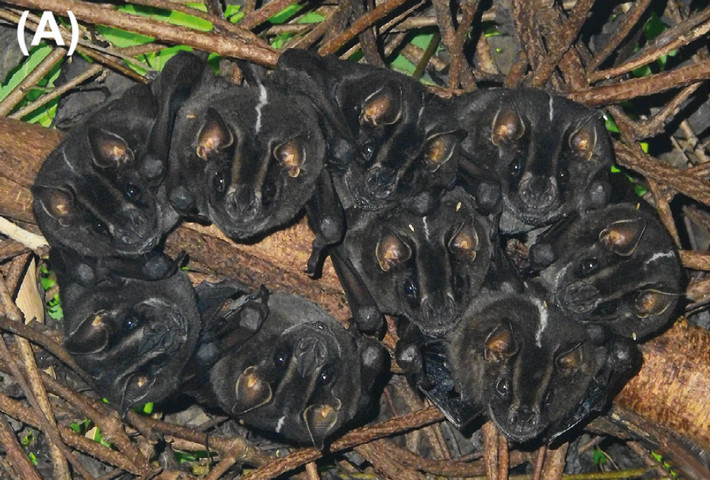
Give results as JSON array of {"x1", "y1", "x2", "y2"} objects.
[{"x1": 31, "y1": 49, "x2": 685, "y2": 447}]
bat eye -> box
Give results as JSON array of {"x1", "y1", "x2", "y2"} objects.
[
  {"x1": 578, "y1": 258, "x2": 599, "y2": 276},
  {"x1": 124, "y1": 183, "x2": 142, "y2": 200},
  {"x1": 319, "y1": 365, "x2": 334, "y2": 385},
  {"x1": 402, "y1": 279, "x2": 418, "y2": 303},
  {"x1": 508, "y1": 158, "x2": 523, "y2": 178},
  {"x1": 273, "y1": 344, "x2": 291, "y2": 368},
  {"x1": 361, "y1": 142, "x2": 375, "y2": 161},
  {"x1": 125, "y1": 316, "x2": 139, "y2": 331},
  {"x1": 212, "y1": 169, "x2": 227, "y2": 194},
  {"x1": 91, "y1": 219, "x2": 108, "y2": 236},
  {"x1": 449, "y1": 227, "x2": 478, "y2": 261},
  {"x1": 274, "y1": 139, "x2": 304, "y2": 178},
  {"x1": 557, "y1": 167, "x2": 568, "y2": 185},
  {"x1": 496, "y1": 378, "x2": 510, "y2": 397}
]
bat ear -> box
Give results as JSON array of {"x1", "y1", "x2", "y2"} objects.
[
  {"x1": 120, "y1": 373, "x2": 157, "y2": 412},
  {"x1": 303, "y1": 399, "x2": 341, "y2": 447},
  {"x1": 196, "y1": 108, "x2": 233, "y2": 161},
  {"x1": 635, "y1": 289, "x2": 677, "y2": 318},
  {"x1": 448, "y1": 225, "x2": 479, "y2": 261},
  {"x1": 555, "y1": 343, "x2": 584, "y2": 376},
  {"x1": 491, "y1": 100, "x2": 524, "y2": 146},
  {"x1": 34, "y1": 187, "x2": 75, "y2": 226},
  {"x1": 359, "y1": 81, "x2": 403, "y2": 127},
  {"x1": 64, "y1": 312, "x2": 112, "y2": 354},
  {"x1": 273, "y1": 137, "x2": 305, "y2": 178},
  {"x1": 423, "y1": 130, "x2": 466, "y2": 172},
  {"x1": 484, "y1": 321, "x2": 516, "y2": 363},
  {"x1": 232, "y1": 365, "x2": 273, "y2": 414},
  {"x1": 598, "y1": 217, "x2": 646, "y2": 256},
  {"x1": 88, "y1": 128, "x2": 135, "y2": 168},
  {"x1": 569, "y1": 117, "x2": 598, "y2": 161},
  {"x1": 375, "y1": 231, "x2": 412, "y2": 271}
]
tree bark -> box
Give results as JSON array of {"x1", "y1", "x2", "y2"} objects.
[{"x1": 1, "y1": 117, "x2": 709, "y2": 453}]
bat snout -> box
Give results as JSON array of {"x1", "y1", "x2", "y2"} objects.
[
  {"x1": 295, "y1": 336, "x2": 329, "y2": 377},
  {"x1": 363, "y1": 166, "x2": 397, "y2": 200},
  {"x1": 419, "y1": 293, "x2": 458, "y2": 333},
  {"x1": 518, "y1": 176, "x2": 557, "y2": 211},
  {"x1": 561, "y1": 281, "x2": 599, "y2": 314},
  {"x1": 227, "y1": 184, "x2": 261, "y2": 218}
]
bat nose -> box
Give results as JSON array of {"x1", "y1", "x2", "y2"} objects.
[
  {"x1": 116, "y1": 209, "x2": 150, "y2": 240},
  {"x1": 507, "y1": 404, "x2": 540, "y2": 430},
  {"x1": 229, "y1": 184, "x2": 259, "y2": 216},
  {"x1": 295, "y1": 336, "x2": 328, "y2": 377},
  {"x1": 364, "y1": 166, "x2": 396, "y2": 199},
  {"x1": 519, "y1": 176, "x2": 556, "y2": 210},
  {"x1": 420, "y1": 293, "x2": 457, "y2": 330}
]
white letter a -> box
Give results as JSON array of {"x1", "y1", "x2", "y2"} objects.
[{"x1": 32, "y1": 12, "x2": 65, "y2": 46}]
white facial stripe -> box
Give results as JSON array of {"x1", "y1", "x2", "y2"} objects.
[
  {"x1": 422, "y1": 216, "x2": 430, "y2": 242},
  {"x1": 646, "y1": 251, "x2": 675, "y2": 264},
  {"x1": 255, "y1": 84, "x2": 268, "y2": 134},
  {"x1": 532, "y1": 298, "x2": 548, "y2": 348},
  {"x1": 548, "y1": 95, "x2": 554, "y2": 122},
  {"x1": 275, "y1": 415, "x2": 285, "y2": 433}
]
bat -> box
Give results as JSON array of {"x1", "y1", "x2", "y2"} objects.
[
  {"x1": 529, "y1": 202, "x2": 685, "y2": 340},
  {"x1": 32, "y1": 52, "x2": 205, "y2": 257},
  {"x1": 455, "y1": 88, "x2": 613, "y2": 234},
  {"x1": 273, "y1": 49, "x2": 467, "y2": 214},
  {"x1": 335, "y1": 187, "x2": 496, "y2": 335},
  {"x1": 167, "y1": 72, "x2": 328, "y2": 240},
  {"x1": 446, "y1": 293, "x2": 639, "y2": 443},
  {"x1": 52, "y1": 248, "x2": 202, "y2": 412},
  {"x1": 205, "y1": 293, "x2": 389, "y2": 447}
]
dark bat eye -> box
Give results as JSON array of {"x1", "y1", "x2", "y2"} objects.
[
  {"x1": 496, "y1": 378, "x2": 510, "y2": 397},
  {"x1": 557, "y1": 168, "x2": 568, "y2": 185},
  {"x1": 125, "y1": 316, "x2": 138, "y2": 330},
  {"x1": 578, "y1": 258, "x2": 599, "y2": 276},
  {"x1": 319, "y1": 365, "x2": 334, "y2": 385},
  {"x1": 402, "y1": 279, "x2": 418, "y2": 303},
  {"x1": 92, "y1": 220, "x2": 108, "y2": 236},
  {"x1": 124, "y1": 183, "x2": 142, "y2": 200},
  {"x1": 508, "y1": 158, "x2": 523, "y2": 178},
  {"x1": 361, "y1": 142, "x2": 375, "y2": 161},
  {"x1": 213, "y1": 170, "x2": 227, "y2": 194},
  {"x1": 273, "y1": 345, "x2": 290, "y2": 368}
]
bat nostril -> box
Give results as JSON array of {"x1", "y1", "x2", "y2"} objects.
[
  {"x1": 508, "y1": 405, "x2": 538, "y2": 428},
  {"x1": 519, "y1": 176, "x2": 557, "y2": 210},
  {"x1": 230, "y1": 185, "x2": 259, "y2": 215}
]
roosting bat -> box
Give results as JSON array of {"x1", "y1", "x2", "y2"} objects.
[
  {"x1": 529, "y1": 202, "x2": 685, "y2": 340},
  {"x1": 456, "y1": 88, "x2": 613, "y2": 234}
]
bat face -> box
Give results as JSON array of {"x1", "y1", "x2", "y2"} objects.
[
  {"x1": 532, "y1": 203, "x2": 684, "y2": 340},
  {"x1": 168, "y1": 84, "x2": 327, "y2": 239},
  {"x1": 343, "y1": 188, "x2": 494, "y2": 335},
  {"x1": 58, "y1": 261, "x2": 201, "y2": 412},
  {"x1": 336, "y1": 78, "x2": 464, "y2": 212},
  {"x1": 447, "y1": 294, "x2": 638, "y2": 443},
  {"x1": 33, "y1": 84, "x2": 179, "y2": 257},
  {"x1": 33, "y1": 53, "x2": 204, "y2": 257},
  {"x1": 209, "y1": 294, "x2": 388, "y2": 446},
  {"x1": 457, "y1": 88, "x2": 612, "y2": 233}
]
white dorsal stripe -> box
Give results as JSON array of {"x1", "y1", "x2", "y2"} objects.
[{"x1": 255, "y1": 84, "x2": 268, "y2": 133}]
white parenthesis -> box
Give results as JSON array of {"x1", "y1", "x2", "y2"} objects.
[
  {"x1": 67, "y1": 11, "x2": 78, "y2": 56},
  {"x1": 17, "y1": 10, "x2": 29, "y2": 56}
]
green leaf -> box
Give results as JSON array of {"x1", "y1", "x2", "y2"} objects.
[
  {"x1": 28, "y1": 452, "x2": 38, "y2": 465},
  {"x1": 269, "y1": 4, "x2": 301, "y2": 24},
  {"x1": 96, "y1": 26, "x2": 154, "y2": 48},
  {"x1": 21, "y1": 432, "x2": 34, "y2": 447},
  {"x1": 0, "y1": 44, "x2": 53, "y2": 102},
  {"x1": 271, "y1": 33, "x2": 294, "y2": 49},
  {"x1": 225, "y1": 4, "x2": 244, "y2": 23},
  {"x1": 592, "y1": 446, "x2": 608, "y2": 466},
  {"x1": 298, "y1": 11, "x2": 325, "y2": 24},
  {"x1": 168, "y1": 6, "x2": 213, "y2": 31}
]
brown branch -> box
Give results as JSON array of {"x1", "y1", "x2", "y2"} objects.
[
  {"x1": 4, "y1": 0, "x2": 279, "y2": 66},
  {"x1": 570, "y1": 59, "x2": 710, "y2": 107},
  {"x1": 587, "y1": 0, "x2": 653, "y2": 72},
  {"x1": 240, "y1": 406, "x2": 444, "y2": 480},
  {"x1": 318, "y1": 0, "x2": 412, "y2": 56},
  {"x1": 0, "y1": 414, "x2": 43, "y2": 480},
  {"x1": 0, "y1": 47, "x2": 66, "y2": 117},
  {"x1": 588, "y1": 6, "x2": 710, "y2": 83},
  {"x1": 530, "y1": 0, "x2": 595, "y2": 88}
]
